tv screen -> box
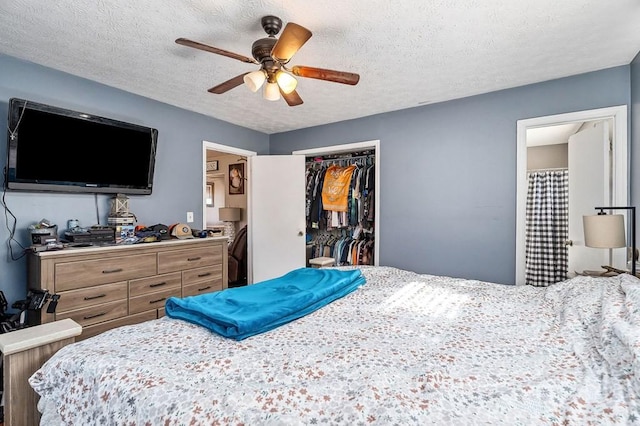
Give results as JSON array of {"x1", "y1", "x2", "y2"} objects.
[{"x1": 5, "y1": 98, "x2": 158, "y2": 195}]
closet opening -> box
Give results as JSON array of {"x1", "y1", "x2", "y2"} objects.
[{"x1": 294, "y1": 140, "x2": 380, "y2": 268}]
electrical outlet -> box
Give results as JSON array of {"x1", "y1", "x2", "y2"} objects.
[{"x1": 186, "y1": 211, "x2": 194, "y2": 223}]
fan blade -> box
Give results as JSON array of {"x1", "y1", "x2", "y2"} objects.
[
  {"x1": 176, "y1": 38, "x2": 258, "y2": 64},
  {"x1": 271, "y1": 23, "x2": 312, "y2": 63},
  {"x1": 208, "y1": 73, "x2": 249, "y2": 94},
  {"x1": 291, "y1": 66, "x2": 360, "y2": 85},
  {"x1": 281, "y1": 88, "x2": 303, "y2": 106}
]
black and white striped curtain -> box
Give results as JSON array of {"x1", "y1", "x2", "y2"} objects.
[{"x1": 525, "y1": 170, "x2": 569, "y2": 287}]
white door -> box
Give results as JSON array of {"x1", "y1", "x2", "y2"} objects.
[
  {"x1": 567, "y1": 121, "x2": 611, "y2": 274},
  {"x1": 248, "y1": 155, "x2": 306, "y2": 283}
]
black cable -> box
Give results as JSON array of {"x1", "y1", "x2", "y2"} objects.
[
  {"x1": 1, "y1": 167, "x2": 28, "y2": 261},
  {"x1": 94, "y1": 193, "x2": 100, "y2": 225}
]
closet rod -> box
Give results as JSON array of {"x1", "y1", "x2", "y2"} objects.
[
  {"x1": 306, "y1": 154, "x2": 374, "y2": 165},
  {"x1": 528, "y1": 167, "x2": 568, "y2": 172}
]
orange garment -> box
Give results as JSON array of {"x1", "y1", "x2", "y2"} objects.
[{"x1": 321, "y1": 165, "x2": 357, "y2": 212}]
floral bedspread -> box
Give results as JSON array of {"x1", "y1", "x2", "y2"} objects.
[{"x1": 30, "y1": 266, "x2": 640, "y2": 425}]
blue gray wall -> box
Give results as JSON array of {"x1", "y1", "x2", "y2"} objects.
[
  {"x1": 270, "y1": 66, "x2": 633, "y2": 285},
  {"x1": 0, "y1": 51, "x2": 637, "y2": 307},
  {"x1": 0, "y1": 54, "x2": 269, "y2": 305}
]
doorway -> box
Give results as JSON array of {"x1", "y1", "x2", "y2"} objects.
[
  {"x1": 515, "y1": 106, "x2": 628, "y2": 285},
  {"x1": 202, "y1": 141, "x2": 256, "y2": 282}
]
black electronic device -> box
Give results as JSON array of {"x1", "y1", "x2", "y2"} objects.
[
  {"x1": 46, "y1": 294, "x2": 60, "y2": 313},
  {"x1": 26, "y1": 289, "x2": 51, "y2": 311},
  {"x1": 63, "y1": 230, "x2": 92, "y2": 243},
  {"x1": 5, "y1": 98, "x2": 158, "y2": 195},
  {"x1": 0, "y1": 291, "x2": 7, "y2": 315},
  {"x1": 64, "y1": 226, "x2": 115, "y2": 244},
  {"x1": 4, "y1": 289, "x2": 60, "y2": 332}
]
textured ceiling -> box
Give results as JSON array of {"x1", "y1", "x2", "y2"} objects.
[{"x1": 1, "y1": 1, "x2": 640, "y2": 134}]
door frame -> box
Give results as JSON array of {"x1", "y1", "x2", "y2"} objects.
[
  {"x1": 202, "y1": 141, "x2": 257, "y2": 281},
  {"x1": 293, "y1": 139, "x2": 381, "y2": 266},
  {"x1": 515, "y1": 105, "x2": 628, "y2": 285}
]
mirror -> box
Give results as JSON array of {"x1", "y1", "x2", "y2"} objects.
[
  {"x1": 516, "y1": 106, "x2": 628, "y2": 286},
  {"x1": 206, "y1": 184, "x2": 214, "y2": 207}
]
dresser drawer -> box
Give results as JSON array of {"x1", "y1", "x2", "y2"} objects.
[
  {"x1": 182, "y1": 278, "x2": 223, "y2": 298},
  {"x1": 157, "y1": 245, "x2": 222, "y2": 274},
  {"x1": 55, "y1": 253, "x2": 157, "y2": 291},
  {"x1": 129, "y1": 272, "x2": 181, "y2": 297},
  {"x1": 55, "y1": 300, "x2": 128, "y2": 327},
  {"x1": 182, "y1": 264, "x2": 223, "y2": 286},
  {"x1": 56, "y1": 281, "x2": 127, "y2": 313},
  {"x1": 129, "y1": 287, "x2": 181, "y2": 315},
  {"x1": 80, "y1": 310, "x2": 157, "y2": 341}
]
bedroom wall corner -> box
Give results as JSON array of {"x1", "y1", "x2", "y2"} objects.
[
  {"x1": 269, "y1": 66, "x2": 632, "y2": 285},
  {"x1": 631, "y1": 49, "x2": 640, "y2": 249},
  {"x1": 0, "y1": 53, "x2": 270, "y2": 306}
]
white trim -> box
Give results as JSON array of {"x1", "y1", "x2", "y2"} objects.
[
  {"x1": 293, "y1": 139, "x2": 379, "y2": 156},
  {"x1": 515, "y1": 105, "x2": 628, "y2": 285},
  {"x1": 293, "y1": 140, "x2": 381, "y2": 266}
]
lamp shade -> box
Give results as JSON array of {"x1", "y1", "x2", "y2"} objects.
[
  {"x1": 263, "y1": 82, "x2": 281, "y2": 101},
  {"x1": 583, "y1": 214, "x2": 626, "y2": 248},
  {"x1": 243, "y1": 70, "x2": 266, "y2": 93},
  {"x1": 219, "y1": 207, "x2": 241, "y2": 222}
]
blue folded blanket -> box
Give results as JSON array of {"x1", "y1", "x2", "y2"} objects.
[{"x1": 165, "y1": 267, "x2": 366, "y2": 340}]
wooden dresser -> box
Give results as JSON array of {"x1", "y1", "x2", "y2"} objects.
[{"x1": 27, "y1": 237, "x2": 228, "y2": 340}]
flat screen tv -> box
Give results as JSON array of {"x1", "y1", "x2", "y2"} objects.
[{"x1": 5, "y1": 98, "x2": 158, "y2": 195}]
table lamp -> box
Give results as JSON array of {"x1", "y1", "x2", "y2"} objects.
[
  {"x1": 583, "y1": 206, "x2": 636, "y2": 276},
  {"x1": 219, "y1": 207, "x2": 241, "y2": 244}
]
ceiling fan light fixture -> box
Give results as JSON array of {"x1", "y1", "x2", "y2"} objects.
[
  {"x1": 275, "y1": 70, "x2": 297, "y2": 94},
  {"x1": 176, "y1": 16, "x2": 358, "y2": 106},
  {"x1": 243, "y1": 70, "x2": 266, "y2": 92},
  {"x1": 263, "y1": 82, "x2": 281, "y2": 101}
]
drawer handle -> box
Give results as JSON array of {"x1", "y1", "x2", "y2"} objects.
[
  {"x1": 84, "y1": 294, "x2": 106, "y2": 301},
  {"x1": 150, "y1": 297, "x2": 166, "y2": 304},
  {"x1": 197, "y1": 272, "x2": 211, "y2": 278},
  {"x1": 83, "y1": 312, "x2": 106, "y2": 320},
  {"x1": 187, "y1": 257, "x2": 202, "y2": 261},
  {"x1": 198, "y1": 286, "x2": 212, "y2": 292},
  {"x1": 102, "y1": 268, "x2": 123, "y2": 274},
  {"x1": 149, "y1": 282, "x2": 167, "y2": 288}
]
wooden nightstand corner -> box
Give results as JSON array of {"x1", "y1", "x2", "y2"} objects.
[{"x1": 0, "y1": 319, "x2": 81, "y2": 426}]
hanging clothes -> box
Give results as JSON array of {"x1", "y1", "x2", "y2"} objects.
[
  {"x1": 306, "y1": 166, "x2": 326, "y2": 229},
  {"x1": 321, "y1": 164, "x2": 357, "y2": 212},
  {"x1": 305, "y1": 153, "x2": 375, "y2": 267}
]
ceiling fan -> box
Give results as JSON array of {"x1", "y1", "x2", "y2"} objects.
[{"x1": 175, "y1": 15, "x2": 360, "y2": 106}]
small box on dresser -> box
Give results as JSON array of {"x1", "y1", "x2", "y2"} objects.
[{"x1": 27, "y1": 237, "x2": 228, "y2": 340}]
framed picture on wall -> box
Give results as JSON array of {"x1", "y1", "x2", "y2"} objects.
[
  {"x1": 229, "y1": 163, "x2": 244, "y2": 195},
  {"x1": 206, "y1": 160, "x2": 219, "y2": 171}
]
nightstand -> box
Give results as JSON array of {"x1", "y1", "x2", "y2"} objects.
[{"x1": 577, "y1": 270, "x2": 619, "y2": 277}]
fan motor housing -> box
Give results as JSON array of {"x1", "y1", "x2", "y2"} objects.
[
  {"x1": 251, "y1": 37, "x2": 276, "y2": 63},
  {"x1": 261, "y1": 15, "x2": 282, "y2": 36},
  {"x1": 252, "y1": 15, "x2": 283, "y2": 72},
  {"x1": 252, "y1": 37, "x2": 280, "y2": 73}
]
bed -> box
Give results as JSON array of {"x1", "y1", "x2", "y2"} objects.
[{"x1": 29, "y1": 266, "x2": 640, "y2": 424}]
